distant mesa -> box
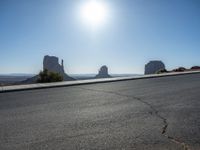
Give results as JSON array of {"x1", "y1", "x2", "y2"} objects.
[
  {"x1": 43, "y1": 55, "x2": 74, "y2": 81},
  {"x1": 145, "y1": 61, "x2": 165, "y2": 75},
  {"x1": 95, "y1": 65, "x2": 111, "y2": 78},
  {"x1": 43, "y1": 55, "x2": 65, "y2": 75},
  {"x1": 23, "y1": 55, "x2": 74, "y2": 83}
]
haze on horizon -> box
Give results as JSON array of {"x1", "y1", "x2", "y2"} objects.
[{"x1": 0, "y1": 0, "x2": 200, "y2": 74}]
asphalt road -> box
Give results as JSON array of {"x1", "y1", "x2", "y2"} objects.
[{"x1": 0, "y1": 73, "x2": 200, "y2": 150}]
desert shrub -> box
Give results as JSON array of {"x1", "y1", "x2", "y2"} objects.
[
  {"x1": 191, "y1": 66, "x2": 200, "y2": 70},
  {"x1": 156, "y1": 69, "x2": 168, "y2": 74},
  {"x1": 173, "y1": 67, "x2": 186, "y2": 72},
  {"x1": 37, "y1": 69, "x2": 63, "y2": 83}
]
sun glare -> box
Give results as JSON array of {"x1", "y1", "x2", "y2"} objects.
[{"x1": 80, "y1": 0, "x2": 108, "y2": 28}]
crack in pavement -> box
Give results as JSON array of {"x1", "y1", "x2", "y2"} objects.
[{"x1": 78, "y1": 87, "x2": 191, "y2": 150}]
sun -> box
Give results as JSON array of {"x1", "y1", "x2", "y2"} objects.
[{"x1": 80, "y1": 0, "x2": 108, "y2": 28}]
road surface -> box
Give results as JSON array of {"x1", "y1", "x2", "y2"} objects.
[{"x1": 0, "y1": 73, "x2": 200, "y2": 150}]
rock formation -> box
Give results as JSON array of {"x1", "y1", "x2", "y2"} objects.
[
  {"x1": 43, "y1": 55, "x2": 74, "y2": 81},
  {"x1": 95, "y1": 65, "x2": 111, "y2": 78},
  {"x1": 43, "y1": 56, "x2": 64, "y2": 76},
  {"x1": 145, "y1": 61, "x2": 165, "y2": 75},
  {"x1": 22, "y1": 55, "x2": 74, "y2": 83}
]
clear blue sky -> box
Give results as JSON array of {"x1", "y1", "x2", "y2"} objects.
[{"x1": 0, "y1": 0, "x2": 200, "y2": 74}]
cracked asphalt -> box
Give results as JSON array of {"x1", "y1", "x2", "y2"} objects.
[{"x1": 0, "y1": 73, "x2": 200, "y2": 150}]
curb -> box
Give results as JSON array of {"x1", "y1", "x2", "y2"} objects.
[{"x1": 0, "y1": 71, "x2": 200, "y2": 93}]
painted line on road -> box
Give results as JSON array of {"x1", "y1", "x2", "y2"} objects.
[{"x1": 0, "y1": 71, "x2": 200, "y2": 93}]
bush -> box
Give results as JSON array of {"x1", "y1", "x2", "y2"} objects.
[
  {"x1": 156, "y1": 69, "x2": 168, "y2": 74},
  {"x1": 191, "y1": 66, "x2": 200, "y2": 70},
  {"x1": 37, "y1": 69, "x2": 63, "y2": 83},
  {"x1": 173, "y1": 67, "x2": 186, "y2": 72}
]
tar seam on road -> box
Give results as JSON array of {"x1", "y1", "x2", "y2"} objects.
[{"x1": 78, "y1": 87, "x2": 191, "y2": 150}]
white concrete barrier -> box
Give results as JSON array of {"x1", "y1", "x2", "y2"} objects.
[{"x1": 1, "y1": 71, "x2": 200, "y2": 93}]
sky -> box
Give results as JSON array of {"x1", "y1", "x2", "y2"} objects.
[{"x1": 0, "y1": 0, "x2": 200, "y2": 74}]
